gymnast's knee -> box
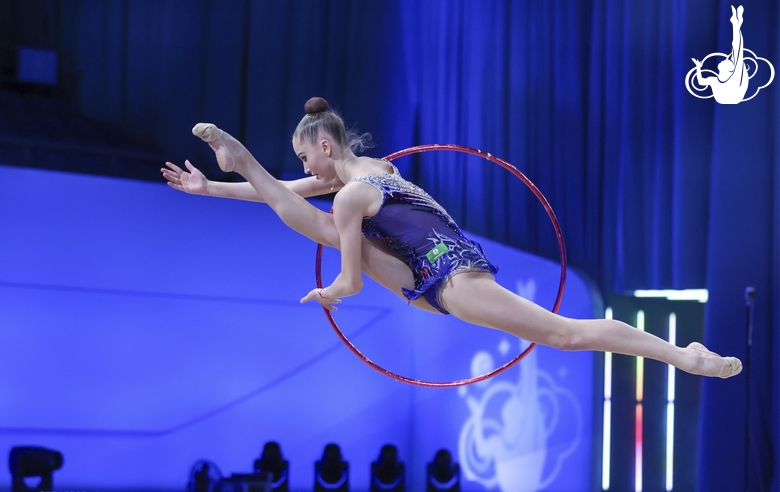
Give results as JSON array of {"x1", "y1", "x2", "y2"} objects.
[{"x1": 545, "y1": 319, "x2": 585, "y2": 352}]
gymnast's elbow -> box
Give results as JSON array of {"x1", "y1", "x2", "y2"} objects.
[
  {"x1": 347, "y1": 278, "x2": 365, "y2": 297},
  {"x1": 337, "y1": 274, "x2": 364, "y2": 297}
]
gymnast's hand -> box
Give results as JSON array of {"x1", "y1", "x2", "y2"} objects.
[
  {"x1": 300, "y1": 288, "x2": 342, "y2": 312},
  {"x1": 161, "y1": 160, "x2": 208, "y2": 195}
]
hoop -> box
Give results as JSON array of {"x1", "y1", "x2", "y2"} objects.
[{"x1": 315, "y1": 144, "x2": 567, "y2": 387}]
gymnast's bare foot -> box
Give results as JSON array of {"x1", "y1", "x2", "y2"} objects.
[
  {"x1": 687, "y1": 342, "x2": 742, "y2": 378},
  {"x1": 192, "y1": 123, "x2": 243, "y2": 173}
]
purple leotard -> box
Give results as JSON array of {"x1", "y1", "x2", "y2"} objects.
[{"x1": 351, "y1": 163, "x2": 498, "y2": 314}]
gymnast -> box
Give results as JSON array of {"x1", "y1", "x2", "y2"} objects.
[{"x1": 161, "y1": 97, "x2": 741, "y2": 379}]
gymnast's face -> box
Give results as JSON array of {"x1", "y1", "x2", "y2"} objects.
[{"x1": 293, "y1": 134, "x2": 335, "y2": 181}]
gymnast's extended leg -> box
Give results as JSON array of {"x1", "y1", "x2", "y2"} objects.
[
  {"x1": 193, "y1": 123, "x2": 441, "y2": 313},
  {"x1": 439, "y1": 272, "x2": 741, "y2": 378},
  {"x1": 193, "y1": 123, "x2": 342, "y2": 247}
]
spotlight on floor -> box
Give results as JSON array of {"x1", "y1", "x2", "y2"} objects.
[
  {"x1": 426, "y1": 449, "x2": 460, "y2": 492},
  {"x1": 314, "y1": 443, "x2": 349, "y2": 491},
  {"x1": 370, "y1": 444, "x2": 404, "y2": 492},
  {"x1": 253, "y1": 441, "x2": 289, "y2": 491},
  {"x1": 9, "y1": 446, "x2": 63, "y2": 492}
]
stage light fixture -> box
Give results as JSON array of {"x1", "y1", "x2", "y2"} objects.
[
  {"x1": 314, "y1": 443, "x2": 349, "y2": 491},
  {"x1": 426, "y1": 449, "x2": 460, "y2": 492},
  {"x1": 8, "y1": 446, "x2": 63, "y2": 492},
  {"x1": 370, "y1": 444, "x2": 404, "y2": 491},
  {"x1": 253, "y1": 441, "x2": 289, "y2": 491}
]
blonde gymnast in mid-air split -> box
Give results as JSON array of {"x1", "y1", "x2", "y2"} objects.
[{"x1": 161, "y1": 97, "x2": 742, "y2": 379}]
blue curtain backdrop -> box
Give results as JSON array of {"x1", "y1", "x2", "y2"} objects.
[{"x1": 60, "y1": 0, "x2": 778, "y2": 490}]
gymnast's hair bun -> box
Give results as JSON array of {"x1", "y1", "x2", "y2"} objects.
[{"x1": 304, "y1": 97, "x2": 329, "y2": 115}]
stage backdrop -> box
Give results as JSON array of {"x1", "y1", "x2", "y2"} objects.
[{"x1": 0, "y1": 164, "x2": 597, "y2": 492}]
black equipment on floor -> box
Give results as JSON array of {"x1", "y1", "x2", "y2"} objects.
[
  {"x1": 314, "y1": 443, "x2": 349, "y2": 491},
  {"x1": 8, "y1": 446, "x2": 63, "y2": 492},
  {"x1": 426, "y1": 449, "x2": 460, "y2": 492},
  {"x1": 370, "y1": 444, "x2": 404, "y2": 492},
  {"x1": 253, "y1": 441, "x2": 289, "y2": 491}
]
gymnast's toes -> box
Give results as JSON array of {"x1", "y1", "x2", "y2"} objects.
[
  {"x1": 719, "y1": 356, "x2": 742, "y2": 378},
  {"x1": 192, "y1": 123, "x2": 236, "y2": 172},
  {"x1": 192, "y1": 123, "x2": 222, "y2": 142}
]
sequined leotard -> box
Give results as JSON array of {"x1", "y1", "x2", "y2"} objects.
[{"x1": 351, "y1": 163, "x2": 498, "y2": 314}]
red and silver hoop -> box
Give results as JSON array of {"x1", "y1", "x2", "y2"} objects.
[{"x1": 315, "y1": 144, "x2": 567, "y2": 387}]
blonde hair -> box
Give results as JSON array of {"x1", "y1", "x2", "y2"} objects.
[{"x1": 293, "y1": 97, "x2": 372, "y2": 153}]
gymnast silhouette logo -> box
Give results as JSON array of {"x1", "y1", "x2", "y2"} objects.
[
  {"x1": 685, "y1": 5, "x2": 774, "y2": 104},
  {"x1": 456, "y1": 280, "x2": 581, "y2": 492}
]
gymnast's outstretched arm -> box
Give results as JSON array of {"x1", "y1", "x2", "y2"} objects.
[{"x1": 161, "y1": 160, "x2": 342, "y2": 202}]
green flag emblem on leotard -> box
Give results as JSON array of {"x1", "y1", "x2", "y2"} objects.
[{"x1": 426, "y1": 242, "x2": 450, "y2": 264}]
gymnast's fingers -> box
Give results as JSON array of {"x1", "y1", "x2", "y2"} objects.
[
  {"x1": 184, "y1": 159, "x2": 198, "y2": 173},
  {"x1": 300, "y1": 291, "x2": 315, "y2": 304},
  {"x1": 161, "y1": 172, "x2": 181, "y2": 187},
  {"x1": 161, "y1": 168, "x2": 178, "y2": 179},
  {"x1": 164, "y1": 161, "x2": 185, "y2": 173}
]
